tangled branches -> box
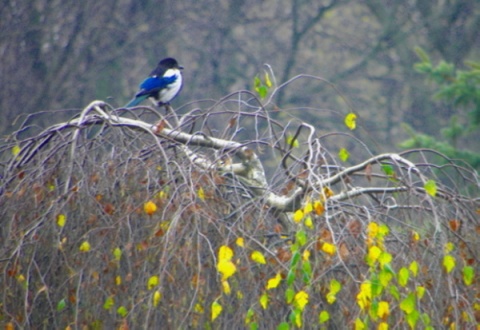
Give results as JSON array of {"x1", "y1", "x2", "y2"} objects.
[{"x1": 0, "y1": 88, "x2": 479, "y2": 328}]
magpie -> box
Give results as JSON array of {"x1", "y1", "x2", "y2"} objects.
[{"x1": 125, "y1": 57, "x2": 183, "y2": 108}]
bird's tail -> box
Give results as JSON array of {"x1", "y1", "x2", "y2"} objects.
[{"x1": 125, "y1": 95, "x2": 148, "y2": 107}]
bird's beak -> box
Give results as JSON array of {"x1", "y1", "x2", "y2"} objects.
[{"x1": 179, "y1": 65, "x2": 184, "y2": 70}]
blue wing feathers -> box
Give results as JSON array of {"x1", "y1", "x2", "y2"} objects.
[{"x1": 138, "y1": 75, "x2": 177, "y2": 95}]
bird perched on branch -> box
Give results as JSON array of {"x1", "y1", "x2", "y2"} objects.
[{"x1": 125, "y1": 57, "x2": 183, "y2": 109}]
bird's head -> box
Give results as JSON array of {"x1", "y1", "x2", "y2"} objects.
[{"x1": 159, "y1": 57, "x2": 183, "y2": 70}]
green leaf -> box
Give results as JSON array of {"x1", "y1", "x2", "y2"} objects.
[
  {"x1": 113, "y1": 247, "x2": 122, "y2": 261},
  {"x1": 277, "y1": 321, "x2": 290, "y2": 330},
  {"x1": 290, "y1": 251, "x2": 301, "y2": 268},
  {"x1": 103, "y1": 296, "x2": 115, "y2": 310},
  {"x1": 421, "y1": 312, "x2": 431, "y2": 326},
  {"x1": 249, "y1": 322, "x2": 259, "y2": 330},
  {"x1": 409, "y1": 261, "x2": 419, "y2": 277},
  {"x1": 338, "y1": 148, "x2": 349, "y2": 162},
  {"x1": 398, "y1": 267, "x2": 409, "y2": 287},
  {"x1": 389, "y1": 285, "x2": 400, "y2": 301},
  {"x1": 257, "y1": 85, "x2": 268, "y2": 99},
  {"x1": 378, "y1": 251, "x2": 392, "y2": 267},
  {"x1": 400, "y1": 293, "x2": 416, "y2": 315},
  {"x1": 424, "y1": 179, "x2": 437, "y2": 197},
  {"x1": 414, "y1": 46, "x2": 431, "y2": 63},
  {"x1": 295, "y1": 230, "x2": 307, "y2": 246},
  {"x1": 302, "y1": 261, "x2": 312, "y2": 279},
  {"x1": 462, "y1": 266, "x2": 474, "y2": 285},
  {"x1": 370, "y1": 274, "x2": 383, "y2": 297},
  {"x1": 329, "y1": 279, "x2": 342, "y2": 295},
  {"x1": 245, "y1": 308, "x2": 255, "y2": 324},
  {"x1": 319, "y1": 310, "x2": 330, "y2": 324},
  {"x1": 406, "y1": 310, "x2": 420, "y2": 328},
  {"x1": 285, "y1": 287, "x2": 295, "y2": 304},
  {"x1": 381, "y1": 164, "x2": 395, "y2": 176},
  {"x1": 286, "y1": 269, "x2": 296, "y2": 286},
  {"x1": 286, "y1": 135, "x2": 299, "y2": 148},
  {"x1": 259, "y1": 292, "x2": 269, "y2": 309},
  {"x1": 117, "y1": 306, "x2": 128, "y2": 317},
  {"x1": 56, "y1": 298, "x2": 66, "y2": 312},
  {"x1": 254, "y1": 76, "x2": 261, "y2": 89},
  {"x1": 443, "y1": 255, "x2": 455, "y2": 273},
  {"x1": 378, "y1": 269, "x2": 393, "y2": 287},
  {"x1": 416, "y1": 286, "x2": 426, "y2": 299}
]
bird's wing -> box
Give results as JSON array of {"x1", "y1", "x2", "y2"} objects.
[{"x1": 135, "y1": 75, "x2": 178, "y2": 97}]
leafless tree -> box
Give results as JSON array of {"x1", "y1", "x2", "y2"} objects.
[{"x1": 1, "y1": 76, "x2": 478, "y2": 328}]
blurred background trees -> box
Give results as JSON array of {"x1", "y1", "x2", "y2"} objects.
[{"x1": 1, "y1": 0, "x2": 478, "y2": 155}]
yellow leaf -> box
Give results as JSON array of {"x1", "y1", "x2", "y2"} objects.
[
  {"x1": 144, "y1": 200, "x2": 157, "y2": 215},
  {"x1": 368, "y1": 222, "x2": 379, "y2": 239},
  {"x1": 356, "y1": 282, "x2": 372, "y2": 310},
  {"x1": 303, "y1": 250, "x2": 310, "y2": 261},
  {"x1": 251, "y1": 250, "x2": 267, "y2": 264},
  {"x1": 12, "y1": 145, "x2": 21, "y2": 156},
  {"x1": 259, "y1": 292, "x2": 268, "y2": 309},
  {"x1": 378, "y1": 322, "x2": 389, "y2": 330},
  {"x1": 321, "y1": 242, "x2": 336, "y2": 256},
  {"x1": 221, "y1": 280, "x2": 231, "y2": 295},
  {"x1": 153, "y1": 290, "x2": 161, "y2": 307},
  {"x1": 355, "y1": 318, "x2": 366, "y2": 330},
  {"x1": 304, "y1": 216, "x2": 314, "y2": 229},
  {"x1": 56, "y1": 214, "x2": 66, "y2": 227},
  {"x1": 194, "y1": 303, "x2": 204, "y2": 313},
  {"x1": 79, "y1": 241, "x2": 91, "y2": 252},
  {"x1": 113, "y1": 247, "x2": 122, "y2": 261},
  {"x1": 329, "y1": 279, "x2": 342, "y2": 295},
  {"x1": 286, "y1": 135, "x2": 300, "y2": 148},
  {"x1": 416, "y1": 286, "x2": 425, "y2": 299},
  {"x1": 377, "y1": 301, "x2": 390, "y2": 319},
  {"x1": 344, "y1": 113, "x2": 357, "y2": 130},
  {"x1": 303, "y1": 202, "x2": 313, "y2": 215},
  {"x1": 17, "y1": 274, "x2": 25, "y2": 283},
  {"x1": 444, "y1": 242, "x2": 455, "y2": 253},
  {"x1": 147, "y1": 275, "x2": 159, "y2": 290},
  {"x1": 217, "y1": 246, "x2": 237, "y2": 280},
  {"x1": 294, "y1": 290, "x2": 309, "y2": 311},
  {"x1": 412, "y1": 231, "x2": 420, "y2": 241},
  {"x1": 217, "y1": 260, "x2": 236, "y2": 280},
  {"x1": 264, "y1": 71, "x2": 272, "y2": 88},
  {"x1": 218, "y1": 245, "x2": 234, "y2": 261},
  {"x1": 115, "y1": 275, "x2": 122, "y2": 285},
  {"x1": 314, "y1": 200, "x2": 325, "y2": 215},
  {"x1": 424, "y1": 179, "x2": 437, "y2": 197},
  {"x1": 339, "y1": 148, "x2": 350, "y2": 162},
  {"x1": 266, "y1": 273, "x2": 282, "y2": 290},
  {"x1": 293, "y1": 209, "x2": 304, "y2": 223},
  {"x1": 157, "y1": 190, "x2": 167, "y2": 199},
  {"x1": 236, "y1": 237, "x2": 244, "y2": 247},
  {"x1": 197, "y1": 187, "x2": 205, "y2": 201},
  {"x1": 323, "y1": 187, "x2": 334, "y2": 198},
  {"x1": 368, "y1": 246, "x2": 382, "y2": 261},
  {"x1": 211, "y1": 301, "x2": 222, "y2": 321},
  {"x1": 409, "y1": 261, "x2": 419, "y2": 277},
  {"x1": 443, "y1": 255, "x2": 455, "y2": 273},
  {"x1": 326, "y1": 279, "x2": 342, "y2": 304}
]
